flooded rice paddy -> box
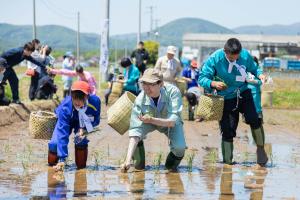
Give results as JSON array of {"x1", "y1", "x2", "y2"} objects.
[{"x1": 0, "y1": 109, "x2": 300, "y2": 199}]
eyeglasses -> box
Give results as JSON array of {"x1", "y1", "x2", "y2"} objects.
[{"x1": 141, "y1": 81, "x2": 159, "y2": 86}]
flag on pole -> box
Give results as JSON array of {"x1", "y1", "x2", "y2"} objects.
[{"x1": 100, "y1": 19, "x2": 109, "y2": 83}]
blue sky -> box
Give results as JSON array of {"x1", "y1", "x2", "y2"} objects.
[{"x1": 1, "y1": 0, "x2": 300, "y2": 35}]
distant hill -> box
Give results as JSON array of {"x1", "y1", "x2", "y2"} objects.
[
  {"x1": 111, "y1": 18, "x2": 235, "y2": 49},
  {"x1": 0, "y1": 18, "x2": 235, "y2": 52},
  {"x1": 0, "y1": 23, "x2": 100, "y2": 52},
  {"x1": 1, "y1": 19, "x2": 299, "y2": 53},
  {"x1": 233, "y1": 23, "x2": 300, "y2": 35}
]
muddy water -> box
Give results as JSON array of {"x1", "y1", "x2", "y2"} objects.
[{"x1": 0, "y1": 112, "x2": 300, "y2": 199}]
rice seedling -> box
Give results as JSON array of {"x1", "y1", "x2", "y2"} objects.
[
  {"x1": 268, "y1": 152, "x2": 276, "y2": 167},
  {"x1": 243, "y1": 151, "x2": 250, "y2": 163},
  {"x1": 185, "y1": 151, "x2": 196, "y2": 172},
  {"x1": 117, "y1": 153, "x2": 127, "y2": 166},
  {"x1": 65, "y1": 156, "x2": 73, "y2": 167},
  {"x1": 153, "y1": 151, "x2": 164, "y2": 170},
  {"x1": 4, "y1": 144, "x2": 10, "y2": 153},
  {"x1": 92, "y1": 150, "x2": 104, "y2": 169},
  {"x1": 207, "y1": 149, "x2": 218, "y2": 165}
]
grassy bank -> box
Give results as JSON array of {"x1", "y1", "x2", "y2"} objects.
[
  {"x1": 5, "y1": 66, "x2": 300, "y2": 109},
  {"x1": 271, "y1": 78, "x2": 300, "y2": 109}
]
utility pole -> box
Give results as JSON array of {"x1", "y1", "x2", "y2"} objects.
[
  {"x1": 114, "y1": 39, "x2": 117, "y2": 64},
  {"x1": 137, "y1": 0, "x2": 142, "y2": 44},
  {"x1": 76, "y1": 12, "x2": 80, "y2": 63},
  {"x1": 147, "y1": 6, "x2": 154, "y2": 40},
  {"x1": 154, "y1": 19, "x2": 160, "y2": 41},
  {"x1": 154, "y1": 19, "x2": 160, "y2": 30},
  {"x1": 32, "y1": 0, "x2": 36, "y2": 39}
]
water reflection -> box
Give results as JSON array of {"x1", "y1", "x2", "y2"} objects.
[
  {"x1": 245, "y1": 167, "x2": 268, "y2": 200},
  {"x1": 47, "y1": 168, "x2": 67, "y2": 199},
  {"x1": 130, "y1": 171, "x2": 145, "y2": 195},
  {"x1": 165, "y1": 172, "x2": 184, "y2": 195},
  {"x1": 73, "y1": 169, "x2": 87, "y2": 198},
  {"x1": 219, "y1": 166, "x2": 234, "y2": 200}
]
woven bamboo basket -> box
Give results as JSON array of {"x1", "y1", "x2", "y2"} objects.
[
  {"x1": 196, "y1": 94, "x2": 224, "y2": 121},
  {"x1": 107, "y1": 92, "x2": 136, "y2": 135},
  {"x1": 29, "y1": 111, "x2": 57, "y2": 140},
  {"x1": 111, "y1": 81, "x2": 123, "y2": 96},
  {"x1": 176, "y1": 79, "x2": 186, "y2": 96}
]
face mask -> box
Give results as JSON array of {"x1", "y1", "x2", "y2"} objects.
[{"x1": 74, "y1": 99, "x2": 88, "y2": 111}]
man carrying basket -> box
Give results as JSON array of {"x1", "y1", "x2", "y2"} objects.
[
  {"x1": 198, "y1": 38, "x2": 268, "y2": 167},
  {"x1": 120, "y1": 68, "x2": 186, "y2": 172},
  {"x1": 48, "y1": 81, "x2": 101, "y2": 171}
]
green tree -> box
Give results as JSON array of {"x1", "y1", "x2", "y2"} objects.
[{"x1": 144, "y1": 40, "x2": 159, "y2": 66}]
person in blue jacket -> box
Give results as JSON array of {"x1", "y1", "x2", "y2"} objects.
[
  {"x1": 0, "y1": 42, "x2": 46, "y2": 104},
  {"x1": 198, "y1": 38, "x2": 268, "y2": 167},
  {"x1": 118, "y1": 57, "x2": 140, "y2": 95},
  {"x1": 48, "y1": 81, "x2": 101, "y2": 171},
  {"x1": 181, "y1": 60, "x2": 200, "y2": 90}
]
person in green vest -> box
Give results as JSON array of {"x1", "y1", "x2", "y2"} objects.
[
  {"x1": 120, "y1": 68, "x2": 186, "y2": 172},
  {"x1": 198, "y1": 38, "x2": 268, "y2": 167}
]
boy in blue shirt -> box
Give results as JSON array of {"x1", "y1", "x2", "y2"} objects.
[
  {"x1": 198, "y1": 38, "x2": 268, "y2": 167},
  {"x1": 182, "y1": 60, "x2": 200, "y2": 89},
  {"x1": 48, "y1": 81, "x2": 101, "y2": 171}
]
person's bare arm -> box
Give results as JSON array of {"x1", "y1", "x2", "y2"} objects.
[{"x1": 138, "y1": 115, "x2": 175, "y2": 128}]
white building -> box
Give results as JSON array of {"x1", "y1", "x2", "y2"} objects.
[{"x1": 183, "y1": 33, "x2": 300, "y2": 63}]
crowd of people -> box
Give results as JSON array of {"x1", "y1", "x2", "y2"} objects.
[
  {"x1": 0, "y1": 39, "x2": 56, "y2": 105},
  {"x1": 0, "y1": 38, "x2": 268, "y2": 173}
]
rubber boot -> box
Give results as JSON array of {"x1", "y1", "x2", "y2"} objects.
[
  {"x1": 48, "y1": 150, "x2": 58, "y2": 166},
  {"x1": 132, "y1": 140, "x2": 145, "y2": 170},
  {"x1": 75, "y1": 145, "x2": 88, "y2": 169},
  {"x1": 188, "y1": 109, "x2": 195, "y2": 121},
  {"x1": 251, "y1": 126, "x2": 268, "y2": 166},
  {"x1": 221, "y1": 141, "x2": 234, "y2": 165},
  {"x1": 165, "y1": 152, "x2": 183, "y2": 172}
]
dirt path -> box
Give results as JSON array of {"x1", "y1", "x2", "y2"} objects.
[{"x1": 0, "y1": 108, "x2": 299, "y2": 199}]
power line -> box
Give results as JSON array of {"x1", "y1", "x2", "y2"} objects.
[
  {"x1": 43, "y1": 0, "x2": 76, "y2": 16},
  {"x1": 40, "y1": 0, "x2": 76, "y2": 20}
]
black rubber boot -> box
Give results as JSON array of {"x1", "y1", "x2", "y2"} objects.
[
  {"x1": 132, "y1": 140, "x2": 145, "y2": 170},
  {"x1": 188, "y1": 109, "x2": 195, "y2": 121},
  {"x1": 221, "y1": 140, "x2": 234, "y2": 165},
  {"x1": 165, "y1": 152, "x2": 183, "y2": 172},
  {"x1": 251, "y1": 126, "x2": 268, "y2": 166}
]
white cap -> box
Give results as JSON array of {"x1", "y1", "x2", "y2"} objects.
[{"x1": 167, "y1": 46, "x2": 176, "y2": 55}]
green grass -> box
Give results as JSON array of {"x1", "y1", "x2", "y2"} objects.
[
  {"x1": 273, "y1": 91, "x2": 300, "y2": 108},
  {"x1": 6, "y1": 66, "x2": 300, "y2": 110},
  {"x1": 269, "y1": 78, "x2": 300, "y2": 109}
]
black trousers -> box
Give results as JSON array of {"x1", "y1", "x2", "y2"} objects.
[
  {"x1": 137, "y1": 64, "x2": 146, "y2": 75},
  {"x1": 2, "y1": 67, "x2": 19, "y2": 101},
  {"x1": 219, "y1": 89, "x2": 261, "y2": 142},
  {"x1": 104, "y1": 88, "x2": 111, "y2": 105},
  {"x1": 29, "y1": 71, "x2": 40, "y2": 100}
]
